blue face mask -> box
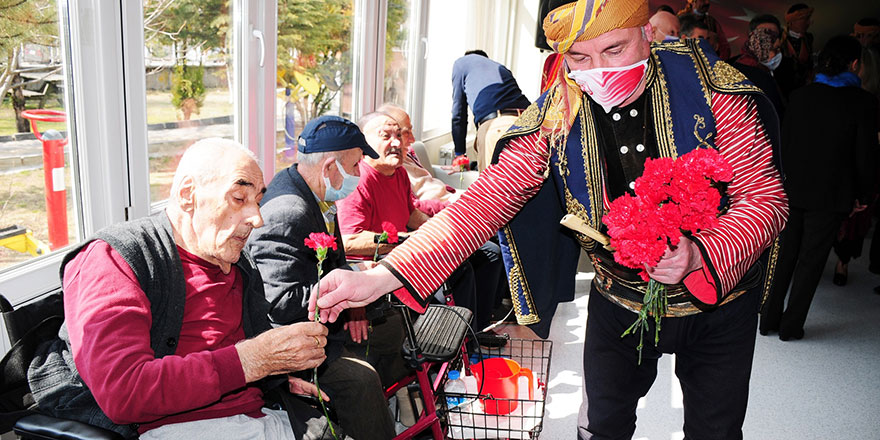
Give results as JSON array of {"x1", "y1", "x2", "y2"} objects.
[
  {"x1": 323, "y1": 160, "x2": 359, "y2": 201},
  {"x1": 762, "y1": 52, "x2": 782, "y2": 71}
]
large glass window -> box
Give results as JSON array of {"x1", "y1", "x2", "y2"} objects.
[
  {"x1": 275, "y1": 0, "x2": 356, "y2": 169},
  {"x1": 420, "y1": 0, "x2": 468, "y2": 137},
  {"x1": 0, "y1": 0, "x2": 81, "y2": 271},
  {"x1": 383, "y1": 0, "x2": 414, "y2": 108},
  {"x1": 143, "y1": 0, "x2": 236, "y2": 203}
]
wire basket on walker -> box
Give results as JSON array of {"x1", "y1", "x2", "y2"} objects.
[{"x1": 440, "y1": 338, "x2": 552, "y2": 439}]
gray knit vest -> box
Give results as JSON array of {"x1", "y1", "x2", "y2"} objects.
[{"x1": 27, "y1": 213, "x2": 272, "y2": 438}]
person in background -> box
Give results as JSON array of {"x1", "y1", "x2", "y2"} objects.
[
  {"x1": 679, "y1": 14, "x2": 717, "y2": 54},
  {"x1": 337, "y1": 112, "x2": 504, "y2": 332},
  {"x1": 677, "y1": 0, "x2": 730, "y2": 59},
  {"x1": 847, "y1": 43, "x2": 880, "y2": 291},
  {"x1": 853, "y1": 18, "x2": 880, "y2": 47},
  {"x1": 377, "y1": 103, "x2": 460, "y2": 217},
  {"x1": 732, "y1": 27, "x2": 787, "y2": 117},
  {"x1": 762, "y1": 35, "x2": 878, "y2": 341},
  {"x1": 245, "y1": 115, "x2": 398, "y2": 439},
  {"x1": 28, "y1": 138, "x2": 341, "y2": 439},
  {"x1": 780, "y1": 3, "x2": 815, "y2": 98},
  {"x1": 451, "y1": 50, "x2": 531, "y2": 171},
  {"x1": 315, "y1": 1, "x2": 787, "y2": 438},
  {"x1": 656, "y1": 4, "x2": 674, "y2": 15},
  {"x1": 649, "y1": 10, "x2": 680, "y2": 42}
]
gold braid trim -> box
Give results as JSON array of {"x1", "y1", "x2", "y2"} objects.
[
  {"x1": 760, "y1": 236, "x2": 781, "y2": 310},
  {"x1": 501, "y1": 224, "x2": 541, "y2": 325}
]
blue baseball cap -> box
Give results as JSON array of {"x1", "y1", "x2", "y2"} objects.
[{"x1": 297, "y1": 115, "x2": 379, "y2": 159}]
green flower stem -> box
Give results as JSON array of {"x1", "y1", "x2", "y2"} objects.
[
  {"x1": 620, "y1": 280, "x2": 668, "y2": 365},
  {"x1": 312, "y1": 258, "x2": 338, "y2": 439},
  {"x1": 313, "y1": 368, "x2": 337, "y2": 439}
]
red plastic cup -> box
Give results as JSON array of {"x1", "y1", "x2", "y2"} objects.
[{"x1": 470, "y1": 357, "x2": 534, "y2": 415}]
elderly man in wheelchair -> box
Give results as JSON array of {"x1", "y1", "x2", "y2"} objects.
[{"x1": 23, "y1": 138, "x2": 341, "y2": 439}]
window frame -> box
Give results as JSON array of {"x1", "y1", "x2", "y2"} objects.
[{"x1": 0, "y1": 0, "x2": 433, "y2": 354}]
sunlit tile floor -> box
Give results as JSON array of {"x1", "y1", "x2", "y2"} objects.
[{"x1": 539, "y1": 257, "x2": 880, "y2": 439}]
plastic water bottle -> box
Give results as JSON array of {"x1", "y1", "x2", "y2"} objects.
[{"x1": 445, "y1": 370, "x2": 467, "y2": 408}]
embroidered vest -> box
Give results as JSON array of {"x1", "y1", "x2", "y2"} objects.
[{"x1": 495, "y1": 39, "x2": 780, "y2": 327}]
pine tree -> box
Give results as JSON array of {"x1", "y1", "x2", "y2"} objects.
[{"x1": 0, "y1": 0, "x2": 58, "y2": 133}]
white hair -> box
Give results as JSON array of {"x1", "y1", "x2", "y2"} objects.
[
  {"x1": 297, "y1": 150, "x2": 345, "y2": 167},
  {"x1": 170, "y1": 137, "x2": 257, "y2": 199}
]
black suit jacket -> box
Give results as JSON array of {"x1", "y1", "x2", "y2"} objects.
[
  {"x1": 782, "y1": 83, "x2": 879, "y2": 213},
  {"x1": 246, "y1": 164, "x2": 347, "y2": 359}
]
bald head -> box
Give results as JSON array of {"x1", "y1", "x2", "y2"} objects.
[
  {"x1": 649, "y1": 11, "x2": 680, "y2": 41},
  {"x1": 358, "y1": 112, "x2": 403, "y2": 174},
  {"x1": 167, "y1": 137, "x2": 266, "y2": 273},
  {"x1": 171, "y1": 137, "x2": 260, "y2": 200},
  {"x1": 376, "y1": 103, "x2": 415, "y2": 147}
]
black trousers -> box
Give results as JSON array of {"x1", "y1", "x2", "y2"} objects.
[
  {"x1": 577, "y1": 286, "x2": 760, "y2": 440},
  {"x1": 762, "y1": 207, "x2": 844, "y2": 337}
]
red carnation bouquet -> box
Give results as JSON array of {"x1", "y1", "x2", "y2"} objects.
[
  {"x1": 303, "y1": 232, "x2": 339, "y2": 439},
  {"x1": 602, "y1": 148, "x2": 733, "y2": 363}
]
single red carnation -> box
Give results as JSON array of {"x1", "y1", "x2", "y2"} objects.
[
  {"x1": 305, "y1": 232, "x2": 337, "y2": 251},
  {"x1": 381, "y1": 221, "x2": 399, "y2": 244}
]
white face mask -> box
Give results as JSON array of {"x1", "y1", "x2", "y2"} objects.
[
  {"x1": 568, "y1": 59, "x2": 649, "y2": 113},
  {"x1": 762, "y1": 52, "x2": 782, "y2": 71},
  {"x1": 323, "y1": 160, "x2": 359, "y2": 201}
]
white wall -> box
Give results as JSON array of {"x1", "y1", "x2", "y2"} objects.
[{"x1": 420, "y1": 0, "x2": 545, "y2": 142}]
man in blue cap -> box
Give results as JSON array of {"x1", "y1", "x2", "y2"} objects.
[{"x1": 246, "y1": 115, "x2": 397, "y2": 440}]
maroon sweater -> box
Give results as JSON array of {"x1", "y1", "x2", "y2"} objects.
[{"x1": 63, "y1": 240, "x2": 264, "y2": 433}]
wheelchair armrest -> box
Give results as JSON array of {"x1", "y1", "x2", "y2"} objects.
[{"x1": 14, "y1": 413, "x2": 125, "y2": 440}]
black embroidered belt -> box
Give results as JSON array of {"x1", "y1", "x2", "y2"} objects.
[{"x1": 589, "y1": 248, "x2": 746, "y2": 317}]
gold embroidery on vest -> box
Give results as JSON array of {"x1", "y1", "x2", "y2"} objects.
[
  {"x1": 649, "y1": 53, "x2": 677, "y2": 159},
  {"x1": 501, "y1": 224, "x2": 540, "y2": 325},
  {"x1": 692, "y1": 114, "x2": 715, "y2": 149}
]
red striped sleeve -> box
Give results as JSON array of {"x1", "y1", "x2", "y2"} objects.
[
  {"x1": 382, "y1": 132, "x2": 551, "y2": 309},
  {"x1": 684, "y1": 92, "x2": 789, "y2": 302}
]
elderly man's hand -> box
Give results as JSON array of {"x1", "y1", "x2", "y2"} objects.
[
  {"x1": 644, "y1": 236, "x2": 704, "y2": 285},
  {"x1": 344, "y1": 307, "x2": 370, "y2": 343},
  {"x1": 310, "y1": 265, "x2": 402, "y2": 323},
  {"x1": 288, "y1": 376, "x2": 329, "y2": 401},
  {"x1": 235, "y1": 322, "x2": 328, "y2": 383}
]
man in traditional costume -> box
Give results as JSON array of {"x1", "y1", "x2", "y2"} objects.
[
  {"x1": 677, "y1": 0, "x2": 730, "y2": 59},
  {"x1": 313, "y1": 0, "x2": 788, "y2": 438},
  {"x1": 780, "y1": 4, "x2": 815, "y2": 98}
]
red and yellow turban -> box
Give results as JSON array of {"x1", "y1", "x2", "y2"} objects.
[{"x1": 543, "y1": 0, "x2": 650, "y2": 53}]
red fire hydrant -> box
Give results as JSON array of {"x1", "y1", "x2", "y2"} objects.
[{"x1": 20, "y1": 109, "x2": 68, "y2": 251}]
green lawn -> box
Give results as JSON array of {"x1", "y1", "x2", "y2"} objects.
[{"x1": 1, "y1": 89, "x2": 233, "y2": 136}]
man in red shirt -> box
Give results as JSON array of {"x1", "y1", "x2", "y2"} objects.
[
  {"x1": 337, "y1": 112, "x2": 506, "y2": 332},
  {"x1": 29, "y1": 138, "x2": 340, "y2": 439}
]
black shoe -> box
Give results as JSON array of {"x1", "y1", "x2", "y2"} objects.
[
  {"x1": 779, "y1": 329, "x2": 804, "y2": 341},
  {"x1": 874, "y1": 285, "x2": 880, "y2": 295},
  {"x1": 832, "y1": 272, "x2": 847, "y2": 286},
  {"x1": 758, "y1": 318, "x2": 778, "y2": 336}
]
